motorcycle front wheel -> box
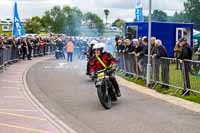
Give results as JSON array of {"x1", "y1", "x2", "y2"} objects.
[{"x1": 97, "y1": 83, "x2": 112, "y2": 109}]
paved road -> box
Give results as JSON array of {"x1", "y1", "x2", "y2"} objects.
[{"x1": 27, "y1": 58, "x2": 200, "y2": 133}]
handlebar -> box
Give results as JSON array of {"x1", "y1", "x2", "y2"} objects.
[{"x1": 95, "y1": 69, "x2": 108, "y2": 74}]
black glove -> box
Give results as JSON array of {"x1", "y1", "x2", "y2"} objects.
[{"x1": 106, "y1": 69, "x2": 114, "y2": 75}]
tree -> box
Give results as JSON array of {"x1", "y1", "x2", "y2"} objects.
[
  {"x1": 143, "y1": 10, "x2": 167, "y2": 22},
  {"x1": 184, "y1": 0, "x2": 200, "y2": 29},
  {"x1": 170, "y1": 11, "x2": 190, "y2": 23},
  {"x1": 41, "y1": 6, "x2": 66, "y2": 33},
  {"x1": 152, "y1": 10, "x2": 168, "y2": 22},
  {"x1": 63, "y1": 6, "x2": 83, "y2": 35},
  {"x1": 112, "y1": 18, "x2": 125, "y2": 33},
  {"x1": 104, "y1": 9, "x2": 110, "y2": 24},
  {"x1": 84, "y1": 12, "x2": 104, "y2": 35},
  {"x1": 41, "y1": 6, "x2": 83, "y2": 35},
  {"x1": 25, "y1": 16, "x2": 42, "y2": 34},
  {"x1": 24, "y1": 6, "x2": 104, "y2": 35}
]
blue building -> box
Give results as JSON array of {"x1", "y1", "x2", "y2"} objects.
[{"x1": 125, "y1": 22, "x2": 193, "y2": 57}]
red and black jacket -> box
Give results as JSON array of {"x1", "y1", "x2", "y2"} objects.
[{"x1": 89, "y1": 52, "x2": 116, "y2": 73}]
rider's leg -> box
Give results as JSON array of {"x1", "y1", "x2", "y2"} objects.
[{"x1": 109, "y1": 76, "x2": 121, "y2": 97}]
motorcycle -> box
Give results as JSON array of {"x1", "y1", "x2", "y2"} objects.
[
  {"x1": 95, "y1": 69, "x2": 118, "y2": 109},
  {"x1": 55, "y1": 49, "x2": 65, "y2": 59}
]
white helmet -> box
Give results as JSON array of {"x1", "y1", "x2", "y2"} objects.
[
  {"x1": 89, "y1": 40, "x2": 98, "y2": 46},
  {"x1": 93, "y1": 43, "x2": 105, "y2": 50}
]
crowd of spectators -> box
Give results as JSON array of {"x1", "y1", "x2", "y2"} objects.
[
  {"x1": 0, "y1": 34, "x2": 60, "y2": 62},
  {"x1": 115, "y1": 36, "x2": 193, "y2": 90}
]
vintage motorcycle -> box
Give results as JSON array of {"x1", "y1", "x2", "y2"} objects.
[{"x1": 95, "y1": 69, "x2": 118, "y2": 109}]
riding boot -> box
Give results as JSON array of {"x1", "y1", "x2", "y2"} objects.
[{"x1": 110, "y1": 77, "x2": 121, "y2": 97}]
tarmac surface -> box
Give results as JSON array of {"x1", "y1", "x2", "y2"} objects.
[
  {"x1": 0, "y1": 57, "x2": 61, "y2": 133},
  {"x1": 26, "y1": 58, "x2": 200, "y2": 133}
]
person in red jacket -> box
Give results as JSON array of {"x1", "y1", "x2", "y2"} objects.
[{"x1": 89, "y1": 43, "x2": 121, "y2": 97}]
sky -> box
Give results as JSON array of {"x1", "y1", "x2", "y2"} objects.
[{"x1": 0, "y1": 0, "x2": 186, "y2": 22}]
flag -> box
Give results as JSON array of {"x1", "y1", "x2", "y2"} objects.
[
  {"x1": 12, "y1": 0, "x2": 25, "y2": 37},
  {"x1": 135, "y1": 0, "x2": 143, "y2": 22}
]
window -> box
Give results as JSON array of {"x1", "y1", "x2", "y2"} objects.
[{"x1": 126, "y1": 26, "x2": 138, "y2": 39}]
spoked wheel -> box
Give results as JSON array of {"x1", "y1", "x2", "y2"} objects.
[{"x1": 97, "y1": 84, "x2": 112, "y2": 109}]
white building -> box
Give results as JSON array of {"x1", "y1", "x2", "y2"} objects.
[
  {"x1": 0, "y1": 19, "x2": 12, "y2": 32},
  {"x1": 0, "y1": 19, "x2": 27, "y2": 32}
]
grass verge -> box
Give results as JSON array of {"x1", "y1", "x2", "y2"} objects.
[{"x1": 117, "y1": 71, "x2": 200, "y2": 104}]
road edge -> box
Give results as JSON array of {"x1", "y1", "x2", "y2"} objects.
[
  {"x1": 117, "y1": 76, "x2": 200, "y2": 113},
  {"x1": 21, "y1": 57, "x2": 77, "y2": 133}
]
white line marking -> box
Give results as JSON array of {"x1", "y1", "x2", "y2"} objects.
[
  {"x1": 0, "y1": 111, "x2": 47, "y2": 121},
  {"x1": 3, "y1": 96, "x2": 25, "y2": 99},
  {"x1": 1, "y1": 86, "x2": 21, "y2": 90},
  {"x1": 0, "y1": 123, "x2": 52, "y2": 133},
  {"x1": 0, "y1": 80, "x2": 21, "y2": 84},
  {"x1": 0, "y1": 109, "x2": 38, "y2": 112}
]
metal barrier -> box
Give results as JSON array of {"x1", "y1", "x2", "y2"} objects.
[
  {"x1": 151, "y1": 57, "x2": 184, "y2": 92},
  {"x1": 0, "y1": 48, "x2": 4, "y2": 68},
  {"x1": 184, "y1": 59, "x2": 200, "y2": 94},
  {"x1": 118, "y1": 53, "x2": 147, "y2": 79},
  {"x1": 117, "y1": 53, "x2": 200, "y2": 95},
  {"x1": 0, "y1": 47, "x2": 19, "y2": 69},
  {"x1": 0, "y1": 43, "x2": 56, "y2": 72}
]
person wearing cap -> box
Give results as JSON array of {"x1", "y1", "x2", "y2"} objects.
[
  {"x1": 179, "y1": 37, "x2": 192, "y2": 60},
  {"x1": 89, "y1": 43, "x2": 121, "y2": 97},
  {"x1": 178, "y1": 37, "x2": 193, "y2": 95}
]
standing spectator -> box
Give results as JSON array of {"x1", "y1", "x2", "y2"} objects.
[
  {"x1": 16, "y1": 38, "x2": 22, "y2": 58},
  {"x1": 0, "y1": 38, "x2": 4, "y2": 49},
  {"x1": 134, "y1": 39, "x2": 143, "y2": 54},
  {"x1": 179, "y1": 37, "x2": 193, "y2": 60},
  {"x1": 178, "y1": 37, "x2": 193, "y2": 95},
  {"x1": 124, "y1": 38, "x2": 135, "y2": 53},
  {"x1": 21, "y1": 38, "x2": 28, "y2": 60},
  {"x1": 66, "y1": 38, "x2": 74, "y2": 62},
  {"x1": 11, "y1": 37, "x2": 17, "y2": 60},
  {"x1": 115, "y1": 36, "x2": 124, "y2": 53},
  {"x1": 174, "y1": 41, "x2": 182, "y2": 69},
  {"x1": 43, "y1": 38, "x2": 47, "y2": 56},
  {"x1": 153, "y1": 39, "x2": 169, "y2": 88},
  {"x1": 138, "y1": 37, "x2": 148, "y2": 77},
  {"x1": 115, "y1": 37, "x2": 125, "y2": 70},
  {"x1": 39, "y1": 38, "x2": 45, "y2": 56},
  {"x1": 27, "y1": 38, "x2": 33, "y2": 60},
  {"x1": 151, "y1": 37, "x2": 157, "y2": 55},
  {"x1": 134, "y1": 39, "x2": 143, "y2": 75},
  {"x1": 0, "y1": 38, "x2": 4, "y2": 65},
  {"x1": 123, "y1": 37, "x2": 135, "y2": 74}
]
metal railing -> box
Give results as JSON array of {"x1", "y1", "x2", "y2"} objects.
[
  {"x1": 0, "y1": 46, "x2": 19, "y2": 70},
  {"x1": 0, "y1": 44, "x2": 56, "y2": 71},
  {"x1": 116, "y1": 53, "x2": 200, "y2": 95}
]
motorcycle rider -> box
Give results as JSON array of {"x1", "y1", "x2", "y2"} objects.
[
  {"x1": 89, "y1": 43, "x2": 121, "y2": 97},
  {"x1": 86, "y1": 40, "x2": 98, "y2": 75}
]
